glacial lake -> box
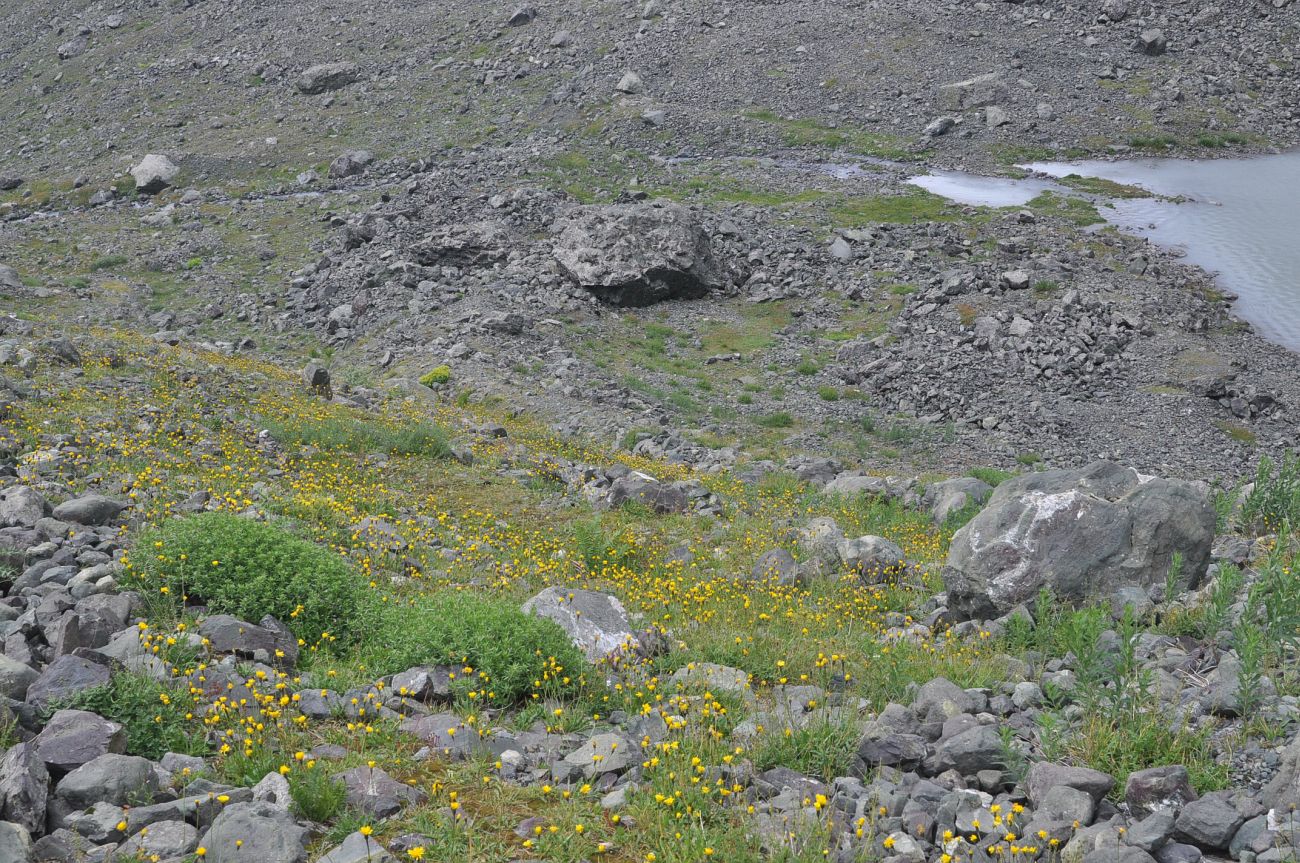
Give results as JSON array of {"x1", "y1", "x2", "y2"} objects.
[{"x1": 909, "y1": 150, "x2": 1300, "y2": 352}]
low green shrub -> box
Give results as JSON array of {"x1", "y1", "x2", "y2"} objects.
[
  {"x1": 289, "y1": 765, "x2": 348, "y2": 822},
  {"x1": 750, "y1": 719, "x2": 858, "y2": 782},
  {"x1": 128, "y1": 512, "x2": 368, "y2": 645},
  {"x1": 756, "y1": 412, "x2": 794, "y2": 429},
  {"x1": 364, "y1": 590, "x2": 591, "y2": 705},
  {"x1": 419, "y1": 365, "x2": 452, "y2": 387},
  {"x1": 1240, "y1": 452, "x2": 1300, "y2": 534},
  {"x1": 67, "y1": 673, "x2": 205, "y2": 760}
]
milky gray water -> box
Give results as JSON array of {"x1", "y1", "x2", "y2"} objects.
[{"x1": 910, "y1": 151, "x2": 1300, "y2": 351}]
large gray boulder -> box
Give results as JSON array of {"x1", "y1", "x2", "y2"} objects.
[
  {"x1": 56, "y1": 753, "x2": 160, "y2": 808},
  {"x1": 130, "y1": 154, "x2": 180, "y2": 194},
  {"x1": 0, "y1": 486, "x2": 48, "y2": 528},
  {"x1": 296, "y1": 62, "x2": 360, "y2": 94},
  {"x1": 34, "y1": 709, "x2": 127, "y2": 775},
  {"x1": 0, "y1": 743, "x2": 48, "y2": 835},
  {"x1": 51, "y1": 494, "x2": 129, "y2": 525},
  {"x1": 332, "y1": 766, "x2": 427, "y2": 818},
  {"x1": 552, "y1": 200, "x2": 723, "y2": 306},
  {"x1": 26, "y1": 654, "x2": 111, "y2": 711},
  {"x1": 0, "y1": 821, "x2": 31, "y2": 861},
  {"x1": 203, "y1": 800, "x2": 310, "y2": 863},
  {"x1": 522, "y1": 587, "x2": 640, "y2": 662},
  {"x1": 942, "y1": 461, "x2": 1214, "y2": 619},
  {"x1": 607, "y1": 473, "x2": 687, "y2": 513},
  {"x1": 0, "y1": 654, "x2": 38, "y2": 700},
  {"x1": 925, "y1": 477, "x2": 993, "y2": 525}
]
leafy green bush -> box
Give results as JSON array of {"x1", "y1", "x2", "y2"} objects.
[
  {"x1": 419, "y1": 365, "x2": 452, "y2": 387},
  {"x1": 364, "y1": 590, "x2": 590, "y2": 705},
  {"x1": 68, "y1": 673, "x2": 205, "y2": 760},
  {"x1": 129, "y1": 513, "x2": 368, "y2": 645}
]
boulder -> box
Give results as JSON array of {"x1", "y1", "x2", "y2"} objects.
[
  {"x1": 328, "y1": 150, "x2": 374, "y2": 179},
  {"x1": 942, "y1": 461, "x2": 1214, "y2": 619},
  {"x1": 0, "y1": 654, "x2": 39, "y2": 700},
  {"x1": 837, "y1": 535, "x2": 906, "y2": 584},
  {"x1": 319, "y1": 830, "x2": 396, "y2": 862},
  {"x1": 0, "y1": 486, "x2": 48, "y2": 528},
  {"x1": 202, "y1": 800, "x2": 310, "y2": 863},
  {"x1": 553, "y1": 200, "x2": 723, "y2": 306},
  {"x1": 750, "y1": 548, "x2": 800, "y2": 585},
  {"x1": 1026, "y1": 762, "x2": 1116, "y2": 806},
  {"x1": 115, "y1": 819, "x2": 198, "y2": 859},
  {"x1": 333, "y1": 767, "x2": 427, "y2": 818},
  {"x1": 933, "y1": 724, "x2": 1002, "y2": 774},
  {"x1": 522, "y1": 587, "x2": 640, "y2": 662},
  {"x1": 51, "y1": 494, "x2": 128, "y2": 525},
  {"x1": 296, "y1": 62, "x2": 360, "y2": 94},
  {"x1": 0, "y1": 744, "x2": 48, "y2": 836},
  {"x1": 130, "y1": 155, "x2": 180, "y2": 194},
  {"x1": 0, "y1": 821, "x2": 31, "y2": 861},
  {"x1": 1137, "y1": 29, "x2": 1168, "y2": 56},
  {"x1": 1172, "y1": 791, "x2": 1248, "y2": 851},
  {"x1": 25, "y1": 655, "x2": 111, "y2": 711},
  {"x1": 33, "y1": 709, "x2": 127, "y2": 775},
  {"x1": 925, "y1": 477, "x2": 993, "y2": 525},
  {"x1": 559, "y1": 733, "x2": 637, "y2": 778},
  {"x1": 668, "y1": 662, "x2": 754, "y2": 703},
  {"x1": 938, "y1": 72, "x2": 1008, "y2": 110},
  {"x1": 56, "y1": 753, "x2": 160, "y2": 808},
  {"x1": 607, "y1": 473, "x2": 687, "y2": 513}
]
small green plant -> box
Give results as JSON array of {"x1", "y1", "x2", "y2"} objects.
[
  {"x1": 89, "y1": 254, "x2": 130, "y2": 272},
  {"x1": 128, "y1": 512, "x2": 368, "y2": 645},
  {"x1": 955, "y1": 303, "x2": 977, "y2": 327},
  {"x1": 67, "y1": 673, "x2": 205, "y2": 760},
  {"x1": 817, "y1": 386, "x2": 840, "y2": 401},
  {"x1": 1163, "y1": 551, "x2": 1185, "y2": 603},
  {"x1": 756, "y1": 412, "x2": 794, "y2": 429},
  {"x1": 1240, "y1": 452, "x2": 1300, "y2": 534},
  {"x1": 573, "y1": 517, "x2": 640, "y2": 574},
  {"x1": 737, "y1": 393, "x2": 753, "y2": 405},
  {"x1": 419, "y1": 365, "x2": 452, "y2": 387},
  {"x1": 362, "y1": 590, "x2": 591, "y2": 704},
  {"x1": 289, "y1": 766, "x2": 348, "y2": 822},
  {"x1": 795, "y1": 359, "x2": 820, "y2": 376},
  {"x1": 183, "y1": 257, "x2": 203, "y2": 271},
  {"x1": 750, "y1": 718, "x2": 858, "y2": 782},
  {"x1": 1234, "y1": 620, "x2": 1267, "y2": 717},
  {"x1": 969, "y1": 467, "x2": 1013, "y2": 487}
]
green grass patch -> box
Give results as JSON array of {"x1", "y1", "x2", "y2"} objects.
[
  {"x1": 830, "y1": 189, "x2": 956, "y2": 225},
  {"x1": 261, "y1": 414, "x2": 450, "y2": 458},
  {"x1": 1057, "y1": 175, "x2": 1152, "y2": 199}
]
